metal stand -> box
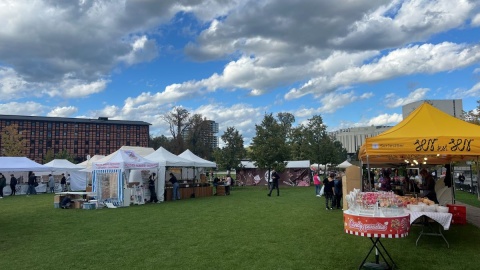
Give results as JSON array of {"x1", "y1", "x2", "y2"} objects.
[
  {"x1": 415, "y1": 216, "x2": 449, "y2": 248},
  {"x1": 359, "y1": 237, "x2": 396, "y2": 270}
]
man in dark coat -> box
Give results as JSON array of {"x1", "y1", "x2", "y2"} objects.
[
  {"x1": 10, "y1": 174, "x2": 18, "y2": 196},
  {"x1": 267, "y1": 169, "x2": 280, "y2": 197}
]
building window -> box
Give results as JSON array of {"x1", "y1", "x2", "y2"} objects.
[
  {"x1": 126, "y1": 141, "x2": 130, "y2": 146},
  {"x1": 63, "y1": 123, "x2": 67, "y2": 127},
  {"x1": 96, "y1": 140, "x2": 99, "y2": 145},
  {"x1": 63, "y1": 131, "x2": 67, "y2": 136},
  {"x1": 47, "y1": 132, "x2": 51, "y2": 138},
  {"x1": 55, "y1": 131, "x2": 59, "y2": 136},
  {"x1": 30, "y1": 148, "x2": 34, "y2": 154},
  {"x1": 39, "y1": 140, "x2": 43, "y2": 145},
  {"x1": 39, "y1": 122, "x2": 43, "y2": 127},
  {"x1": 19, "y1": 121, "x2": 24, "y2": 126},
  {"x1": 127, "y1": 126, "x2": 131, "y2": 130},
  {"x1": 127, "y1": 134, "x2": 130, "y2": 138},
  {"x1": 117, "y1": 141, "x2": 120, "y2": 146},
  {"x1": 117, "y1": 133, "x2": 120, "y2": 138},
  {"x1": 106, "y1": 133, "x2": 110, "y2": 137},
  {"x1": 47, "y1": 123, "x2": 52, "y2": 128},
  {"x1": 117, "y1": 125, "x2": 121, "y2": 129},
  {"x1": 95, "y1": 149, "x2": 99, "y2": 154},
  {"x1": 85, "y1": 140, "x2": 89, "y2": 145},
  {"x1": 74, "y1": 132, "x2": 78, "y2": 136},
  {"x1": 74, "y1": 140, "x2": 78, "y2": 145},
  {"x1": 75, "y1": 124, "x2": 78, "y2": 127},
  {"x1": 55, "y1": 140, "x2": 59, "y2": 145},
  {"x1": 38, "y1": 149, "x2": 43, "y2": 154},
  {"x1": 40, "y1": 131, "x2": 43, "y2": 135},
  {"x1": 96, "y1": 132, "x2": 100, "y2": 137},
  {"x1": 106, "y1": 141, "x2": 110, "y2": 146},
  {"x1": 55, "y1": 123, "x2": 60, "y2": 127},
  {"x1": 86, "y1": 124, "x2": 90, "y2": 129},
  {"x1": 30, "y1": 140, "x2": 35, "y2": 145},
  {"x1": 31, "y1": 131, "x2": 35, "y2": 135},
  {"x1": 74, "y1": 148, "x2": 78, "y2": 154},
  {"x1": 6, "y1": 121, "x2": 10, "y2": 125},
  {"x1": 136, "y1": 141, "x2": 140, "y2": 146},
  {"x1": 86, "y1": 132, "x2": 89, "y2": 136},
  {"x1": 46, "y1": 141, "x2": 52, "y2": 147}
]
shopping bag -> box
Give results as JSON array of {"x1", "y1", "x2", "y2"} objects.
[{"x1": 319, "y1": 185, "x2": 324, "y2": 196}]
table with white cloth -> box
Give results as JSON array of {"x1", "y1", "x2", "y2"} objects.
[{"x1": 406, "y1": 210, "x2": 453, "y2": 248}]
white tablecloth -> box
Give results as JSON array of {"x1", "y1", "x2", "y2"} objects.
[{"x1": 406, "y1": 210, "x2": 453, "y2": 230}]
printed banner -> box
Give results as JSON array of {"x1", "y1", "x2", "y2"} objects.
[{"x1": 343, "y1": 212, "x2": 410, "y2": 238}]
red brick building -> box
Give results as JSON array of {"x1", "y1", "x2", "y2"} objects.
[{"x1": 0, "y1": 115, "x2": 150, "y2": 163}]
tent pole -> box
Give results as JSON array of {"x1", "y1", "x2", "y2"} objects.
[{"x1": 366, "y1": 155, "x2": 371, "y2": 192}]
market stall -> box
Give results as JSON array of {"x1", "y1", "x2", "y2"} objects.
[
  {"x1": 145, "y1": 147, "x2": 196, "y2": 201},
  {"x1": 0, "y1": 157, "x2": 52, "y2": 195},
  {"x1": 42, "y1": 159, "x2": 83, "y2": 192},
  {"x1": 92, "y1": 150, "x2": 158, "y2": 207}
]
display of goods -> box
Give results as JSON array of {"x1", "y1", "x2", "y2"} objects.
[{"x1": 346, "y1": 190, "x2": 404, "y2": 216}]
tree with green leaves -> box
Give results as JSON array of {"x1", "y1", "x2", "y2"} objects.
[
  {"x1": 249, "y1": 113, "x2": 290, "y2": 174},
  {"x1": 214, "y1": 127, "x2": 246, "y2": 170},
  {"x1": 1, "y1": 124, "x2": 25, "y2": 157},
  {"x1": 162, "y1": 106, "x2": 190, "y2": 154},
  {"x1": 184, "y1": 114, "x2": 212, "y2": 159},
  {"x1": 43, "y1": 149, "x2": 55, "y2": 163},
  {"x1": 56, "y1": 149, "x2": 75, "y2": 163},
  {"x1": 464, "y1": 100, "x2": 480, "y2": 125},
  {"x1": 149, "y1": 134, "x2": 174, "y2": 151}
]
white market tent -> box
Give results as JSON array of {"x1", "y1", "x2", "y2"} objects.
[
  {"x1": 92, "y1": 150, "x2": 158, "y2": 206},
  {"x1": 0, "y1": 157, "x2": 52, "y2": 172},
  {"x1": 145, "y1": 147, "x2": 194, "y2": 201},
  {"x1": 179, "y1": 149, "x2": 217, "y2": 168},
  {"x1": 286, "y1": 160, "x2": 310, "y2": 168},
  {"x1": 43, "y1": 159, "x2": 84, "y2": 191},
  {"x1": 337, "y1": 160, "x2": 353, "y2": 169}
]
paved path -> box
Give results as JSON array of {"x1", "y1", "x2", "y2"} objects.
[{"x1": 454, "y1": 201, "x2": 480, "y2": 228}]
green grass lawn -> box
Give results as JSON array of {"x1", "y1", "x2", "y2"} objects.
[
  {"x1": 455, "y1": 190, "x2": 480, "y2": 208},
  {"x1": 1, "y1": 186, "x2": 479, "y2": 270}
]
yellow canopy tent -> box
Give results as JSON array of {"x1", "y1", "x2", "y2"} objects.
[{"x1": 359, "y1": 102, "x2": 480, "y2": 165}]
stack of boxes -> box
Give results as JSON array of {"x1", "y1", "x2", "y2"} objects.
[{"x1": 446, "y1": 204, "x2": 467, "y2": 225}]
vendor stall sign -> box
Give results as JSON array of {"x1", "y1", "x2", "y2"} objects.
[{"x1": 343, "y1": 212, "x2": 410, "y2": 238}]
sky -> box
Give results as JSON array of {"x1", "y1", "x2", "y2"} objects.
[{"x1": 1, "y1": 0, "x2": 480, "y2": 146}]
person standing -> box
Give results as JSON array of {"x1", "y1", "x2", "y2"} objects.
[
  {"x1": 26, "y1": 171, "x2": 37, "y2": 196},
  {"x1": 313, "y1": 172, "x2": 321, "y2": 197},
  {"x1": 0, "y1": 173, "x2": 6, "y2": 198},
  {"x1": 333, "y1": 176, "x2": 343, "y2": 209},
  {"x1": 267, "y1": 169, "x2": 280, "y2": 197},
  {"x1": 148, "y1": 173, "x2": 159, "y2": 203},
  {"x1": 10, "y1": 174, "x2": 17, "y2": 196},
  {"x1": 60, "y1": 173, "x2": 67, "y2": 192},
  {"x1": 169, "y1": 173, "x2": 180, "y2": 200},
  {"x1": 48, "y1": 174, "x2": 55, "y2": 193},
  {"x1": 323, "y1": 173, "x2": 335, "y2": 210},
  {"x1": 66, "y1": 174, "x2": 71, "y2": 191},
  {"x1": 225, "y1": 174, "x2": 232, "y2": 195},
  {"x1": 213, "y1": 175, "x2": 220, "y2": 195}
]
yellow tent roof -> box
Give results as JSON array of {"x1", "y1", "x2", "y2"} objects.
[{"x1": 359, "y1": 102, "x2": 480, "y2": 164}]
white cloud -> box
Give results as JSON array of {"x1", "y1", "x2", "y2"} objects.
[
  {"x1": 472, "y1": 13, "x2": 480, "y2": 26},
  {"x1": 0, "y1": 101, "x2": 47, "y2": 115},
  {"x1": 384, "y1": 88, "x2": 430, "y2": 108},
  {"x1": 365, "y1": 113, "x2": 403, "y2": 126},
  {"x1": 47, "y1": 106, "x2": 78, "y2": 117}
]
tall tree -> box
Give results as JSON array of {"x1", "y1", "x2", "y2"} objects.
[
  {"x1": 149, "y1": 134, "x2": 174, "y2": 151},
  {"x1": 464, "y1": 100, "x2": 480, "y2": 125},
  {"x1": 304, "y1": 115, "x2": 329, "y2": 166},
  {"x1": 214, "y1": 127, "x2": 246, "y2": 170},
  {"x1": 185, "y1": 114, "x2": 212, "y2": 159},
  {"x1": 289, "y1": 125, "x2": 310, "y2": 160},
  {"x1": 1, "y1": 124, "x2": 25, "y2": 156},
  {"x1": 162, "y1": 106, "x2": 190, "y2": 154},
  {"x1": 56, "y1": 149, "x2": 75, "y2": 163},
  {"x1": 249, "y1": 113, "x2": 289, "y2": 172},
  {"x1": 43, "y1": 149, "x2": 55, "y2": 163}
]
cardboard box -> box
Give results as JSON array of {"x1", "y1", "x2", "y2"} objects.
[
  {"x1": 73, "y1": 200, "x2": 83, "y2": 209},
  {"x1": 54, "y1": 195, "x2": 61, "y2": 203},
  {"x1": 342, "y1": 165, "x2": 362, "y2": 210}
]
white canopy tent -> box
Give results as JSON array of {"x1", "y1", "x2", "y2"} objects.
[
  {"x1": 337, "y1": 160, "x2": 353, "y2": 169},
  {"x1": 0, "y1": 157, "x2": 52, "y2": 172},
  {"x1": 43, "y1": 159, "x2": 84, "y2": 191},
  {"x1": 179, "y1": 149, "x2": 217, "y2": 168},
  {"x1": 145, "y1": 147, "x2": 194, "y2": 201},
  {"x1": 92, "y1": 150, "x2": 158, "y2": 206},
  {"x1": 0, "y1": 157, "x2": 52, "y2": 195}
]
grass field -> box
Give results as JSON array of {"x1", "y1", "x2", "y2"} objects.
[{"x1": 1, "y1": 186, "x2": 479, "y2": 270}]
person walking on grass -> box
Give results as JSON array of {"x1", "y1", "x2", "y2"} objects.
[
  {"x1": 10, "y1": 174, "x2": 17, "y2": 196},
  {"x1": 26, "y1": 171, "x2": 37, "y2": 196},
  {"x1": 48, "y1": 174, "x2": 55, "y2": 193},
  {"x1": 323, "y1": 173, "x2": 335, "y2": 210},
  {"x1": 267, "y1": 169, "x2": 280, "y2": 197},
  {"x1": 313, "y1": 172, "x2": 322, "y2": 197},
  {"x1": 0, "y1": 173, "x2": 6, "y2": 198}
]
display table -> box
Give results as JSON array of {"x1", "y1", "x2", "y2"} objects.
[
  {"x1": 344, "y1": 210, "x2": 410, "y2": 270},
  {"x1": 406, "y1": 210, "x2": 452, "y2": 248}
]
